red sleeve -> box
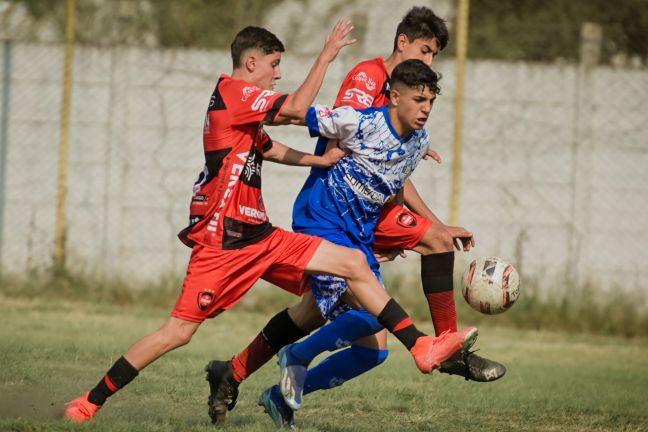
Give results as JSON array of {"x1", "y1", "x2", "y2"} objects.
[
  {"x1": 334, "y1": 62, "x2": 385, "y2": 109},
  {"x1": 258, "y1": 127, "x2": 273, "y2": 152},
  {"x1": 223, "y1": 80, "x2": 288, "y2": 125}
]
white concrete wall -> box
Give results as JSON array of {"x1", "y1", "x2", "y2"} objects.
[{"x1": 1, "y1": 41, "x2": 647, "y2": 294}]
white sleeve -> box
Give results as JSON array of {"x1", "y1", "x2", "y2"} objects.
[{"x1": 306, "y1": 105, "x2": 360, "y2": 142}]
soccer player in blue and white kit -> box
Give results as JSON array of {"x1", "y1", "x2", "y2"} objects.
[{"x1": 257, "y1": 59, "x2": 475, "y2": 428}]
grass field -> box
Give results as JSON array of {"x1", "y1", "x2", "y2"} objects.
[{"x1": 1, "y1": 294, "x2": 648, "y2": 432}]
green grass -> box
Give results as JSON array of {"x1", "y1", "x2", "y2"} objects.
[
  {"x1": 3, "y1": 267, "x2": 648, "y2": 338},
  {"x1": 1, "y1": 294, "x2": 648, "y2": 431}
]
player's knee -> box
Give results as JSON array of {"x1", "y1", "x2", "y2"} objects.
[
  {"x1": 171, "y1": 328, "x2": 194, "y2": 348},
  {"x1": 338, "y1": 248, "x2": 369, "y2": 278},
  {"x1": 419, "y1": 226, "x2": 453, "y2": 254},
  {"x1": 160, "y1": 321, "x2": 196, "y2": 349}
]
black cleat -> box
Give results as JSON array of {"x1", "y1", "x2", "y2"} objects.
[
  {"x1": 205, "y1": 360, "x2": 239, "y2": 424},
  {"x1": 439, "y1": 349, "x2": 506, "y2": 382}
]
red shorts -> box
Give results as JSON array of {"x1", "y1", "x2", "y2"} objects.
[
  {"x1": 257, "y1": 204, "x2": 433, "y2": 295},
  {"x1": 373, "y1": 203, "x2": 432, "y2": 251},
  {"x1": 171, "y1": 228, "x2": 322, "y2": 323}
]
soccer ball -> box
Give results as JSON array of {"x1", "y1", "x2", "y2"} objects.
[{"x1": 461, "y1": 257, "x2": 520, "y2": 315}]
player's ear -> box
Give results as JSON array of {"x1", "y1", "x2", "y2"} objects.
[
  {"x1": 390, "y1": 88, "x2": 401, "y2": 106},
  {"x1": 244, "y1": 53, "x2": 256, "y2": 72},
  {"x1": 396, "y1": 34, "x2": 409, "y2": 52}
]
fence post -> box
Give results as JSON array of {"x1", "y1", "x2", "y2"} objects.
[
  {"x1": 449, "y1": 0, "x2": 470, "y2": 225},
  {"x1": 54, "y1": 0, "x2": 77, "y2": 270},
  {"x1": 569, "y1": 22, "x2": 601, "y2": 284},
  {"x1": 0, "y1": 40, "x2": 12, "y2": 272}
]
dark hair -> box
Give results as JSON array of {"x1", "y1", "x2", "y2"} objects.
[
  {"x1": 392, "y1": 7, "x2": 449, "y2": 52},
  {"x1": 230, "y1": 26, "x2": 285, "y2": 68},
  {"x1": 391, "y1": 59, "x2": 441, "y2": 94}
]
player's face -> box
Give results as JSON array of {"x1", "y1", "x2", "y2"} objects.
[
  {"x1": 250, "y1": 50, "x2": 282, "y2": 90},
  {"x1": 399, "y1": 36, "x2": 439, "y2": 67},
  {"x1": 392, "y1": 85, "x2": 436, "y2": 134}
]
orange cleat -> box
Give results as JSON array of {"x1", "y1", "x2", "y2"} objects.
[
  {"x1": 64, "y1": 392, "x2": 101, "y2": 423},
  {"x1": 411, "y1": 327, "x2": 478, "y2": 374}
]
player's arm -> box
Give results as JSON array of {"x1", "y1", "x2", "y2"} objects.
[
  {"x1": 263, "y1": 140, "x2": 347, "y2": 168},
  {"x1": 306, "y1": 105, "x2": 361, "y2": 145},
  {"x1": 273, "y1": 20, "x2": 356, "y2": 123},
  {"x1": 403, "y1": 181, "x2": 475, "y2": 251},
  {"x1": 402, "y1": 180, "x2": 444, "y2": 225}
]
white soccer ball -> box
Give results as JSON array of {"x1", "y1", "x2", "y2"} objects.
[{"x1": 461, "y1": 257, "x2": 520, "y2": 315}]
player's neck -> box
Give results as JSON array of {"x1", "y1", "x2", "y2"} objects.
[
  {"x1": 388, "y1": 106, "x2": 413, "y2": 138},
  {"x1": 231, "y1": 69, "x2": 257, "y2": 86},
  {"x1": 383, "y1": 53, "x2": 402, "y2": 77}
]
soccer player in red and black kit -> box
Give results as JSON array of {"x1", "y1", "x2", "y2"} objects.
[
  {"x1": 205, "y1": 6, "x2": 505, "y2": 425},
  {"x1": 64, "y1": 19, "x2": 477, "y2": 424}
]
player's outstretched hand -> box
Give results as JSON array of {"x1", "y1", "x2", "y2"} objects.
[
  {"x1": 445, "y1": 225, "x2": 475, "y2": 251},
  {"x1": 422, "y1": 148, "x2": 442, "y2": 163},
  {"x1": 321, "y1": 19, "x2": 356, "y2": 63}
]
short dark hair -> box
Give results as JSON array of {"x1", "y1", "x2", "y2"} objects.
[
  {"x1": 230, "y1": 26, "x2": 285, "y2": 68},
  {"x1": 392, "y1": 7, "x2": 449, "y2": 52},
  {"x1": 391, "y1": 59, "x2": 441, "y2": 95}
]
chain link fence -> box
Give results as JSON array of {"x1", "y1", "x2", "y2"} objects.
[{"x1": 1, "y1": 2, "x2": 647, "y2": 294}]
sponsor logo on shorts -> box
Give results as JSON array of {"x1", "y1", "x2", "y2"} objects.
[
  {"x1": 198, "y1": 289, "x2": 215, "y2": 311},
  {"x1": 397, "y1": 212, "x2": 417, "y2": 228}
]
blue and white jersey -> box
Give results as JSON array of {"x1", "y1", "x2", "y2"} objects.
[{"x1": 292, "y1": 104, "x2": 430, "y2": 247}]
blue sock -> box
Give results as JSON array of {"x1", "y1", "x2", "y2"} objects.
[
  {"x1": 303, "y1": 345, "x2": 388, "y2": 395},
  {"x1": 290, "y1": 308, "x2": 384, "y2": 364}
]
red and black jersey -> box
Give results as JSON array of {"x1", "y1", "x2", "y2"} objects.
[
  {"x1": 178, "y1": 74, "x2": 288, "y2": 250},
  {"x1": 334, "y1": 57, "x2": 390, "y2": 109}
]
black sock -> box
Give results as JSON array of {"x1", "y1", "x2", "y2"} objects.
[
  {"x1": 421, "y1": 252, "x2": 458, "y2": 335},
  {"x1": 88, "y1": 356, "x2": 139, "y2": 406},
  {"x1": 377, "y1": 298, "x2": 425, "y2": 350},
  {"x1": 261, "y1": 308, "x2": 309, "y2": 352},
  {"x1": 421, "y1": 252, "x2": 455, "y2": 294}
]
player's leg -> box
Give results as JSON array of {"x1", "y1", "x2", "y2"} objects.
[
  {"x1": 412, "y1": 222, "x2": 459, "y2": 335},
  {"x1": 284, "y1": 308, "x2": 383, "y2": 369},
  {"x1": 374, "y1": 203, "x2": 457, "y2": 335},
  {"x1": 65, "y1": 317, "x2": 201, "y2": 423},
  {"x1": 304, "y1": 239, "x2": 478, "y2": 374},
  {"x1": 302, "y1": 329, "x2": 389, "y2": 396},
  {"x1": 205, "y1": 230, "x2": 328, "y2": 424},
  {"x1": 228, "y1": 292, "x2": 323, "y2": 384},
  {"x1": 263, "y1": 331, "x2": 388, "y2": 426},
  {"x1": 278, "y1": 306, "x2": 384, "y2": 409},
  {"x1": 375, "y1": 204, "x2": 506, "y2": 382},
  {"x1": 396, "y1": 217, "x2": 506, "y2": 381},
  {"x1": 66, "y1": 243, "x2": 268, "y2": 423},
  {"x1": 205, "y1": 287, "x2": 324, "y2": 423}
]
